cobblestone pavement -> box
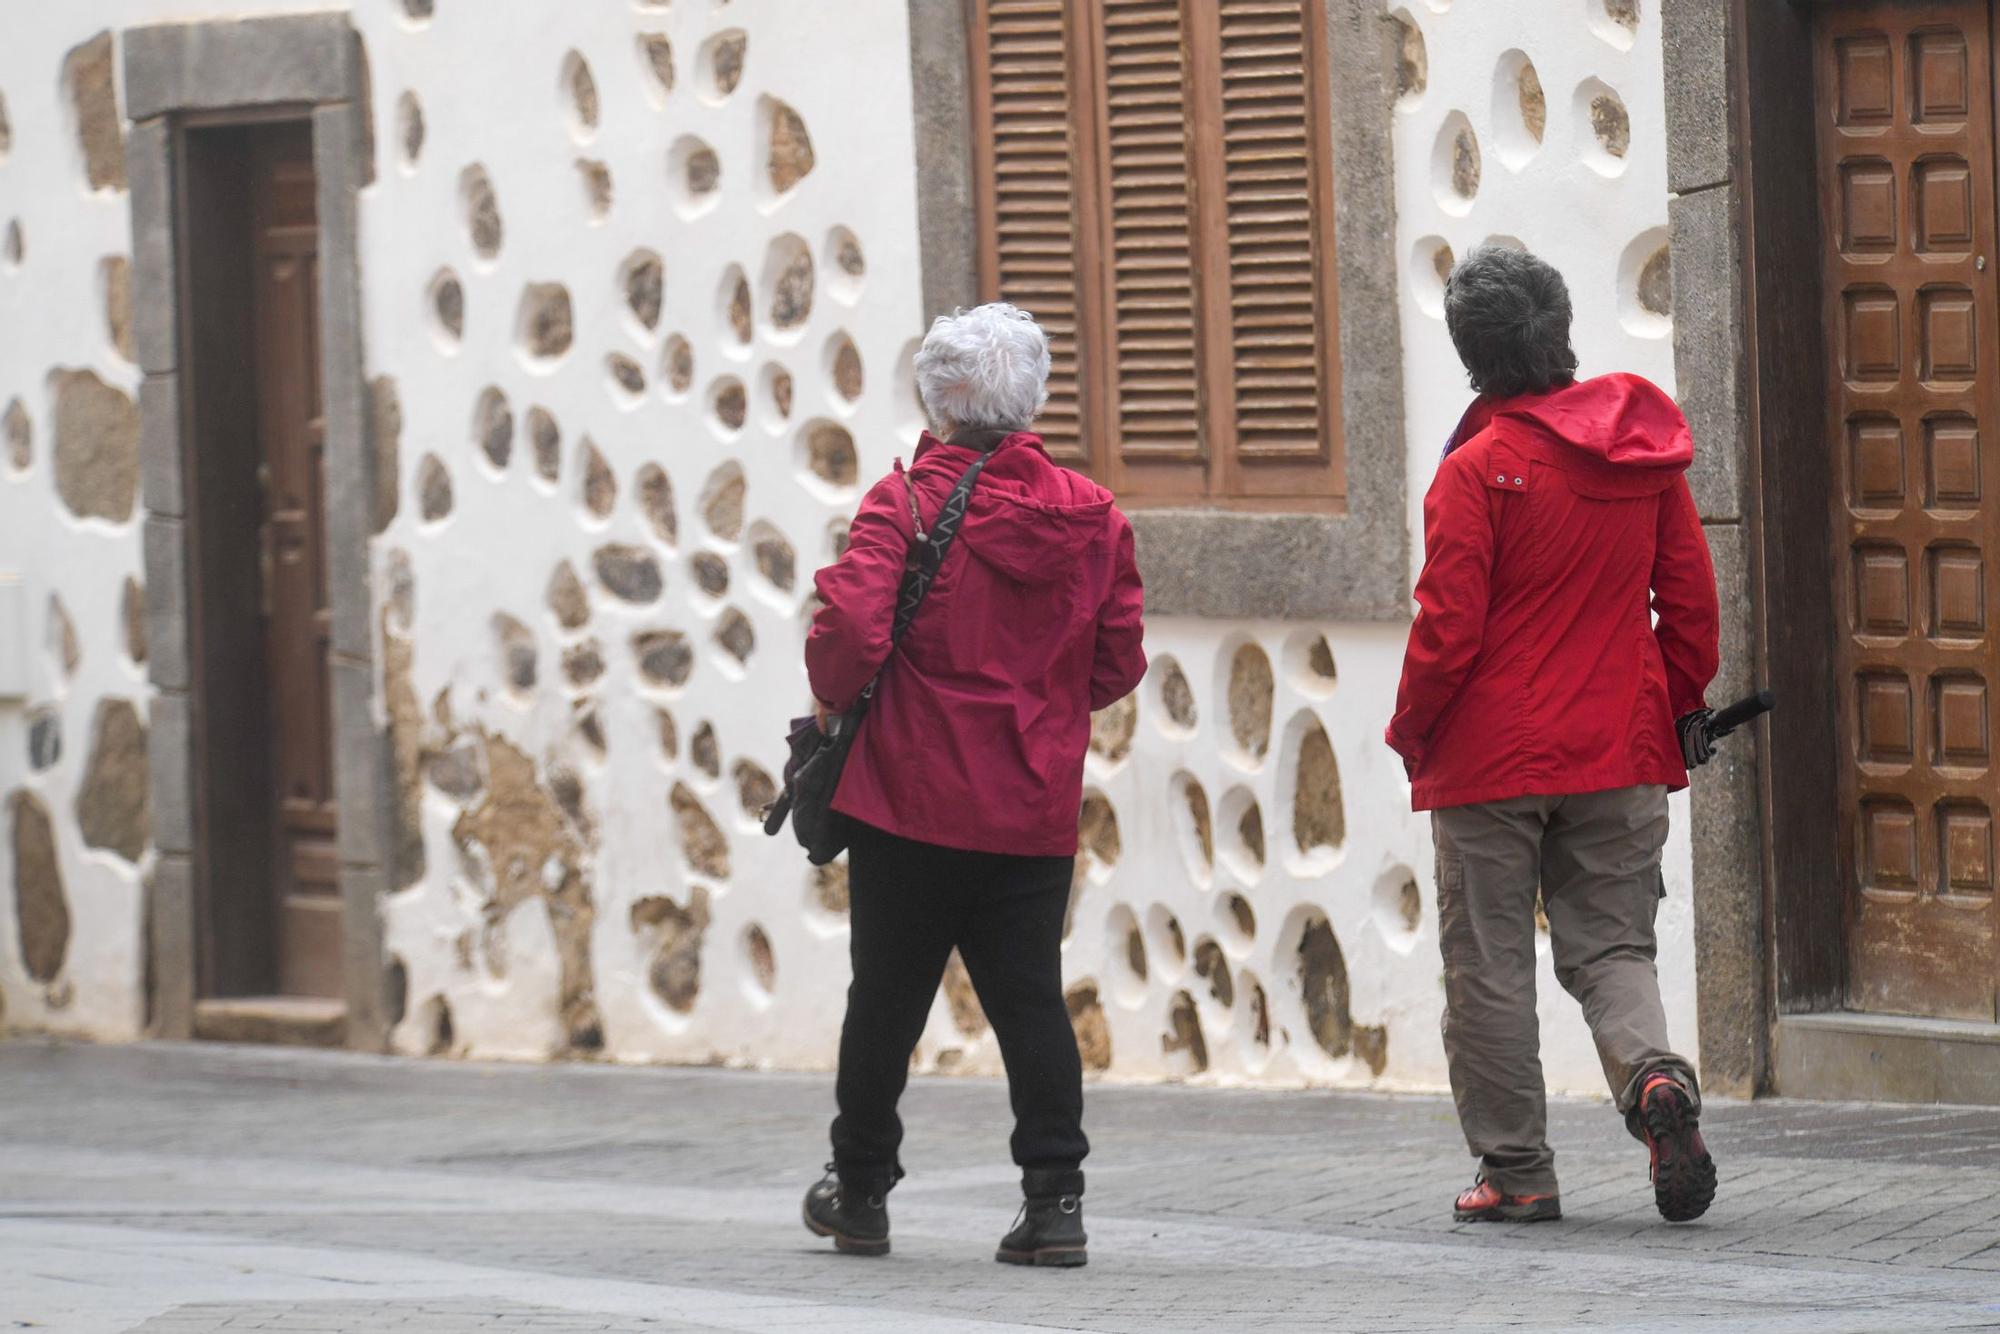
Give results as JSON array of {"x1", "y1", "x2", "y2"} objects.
[{"x1": 5, "y1": 1041, "x2": 2000, "y2": 1333}]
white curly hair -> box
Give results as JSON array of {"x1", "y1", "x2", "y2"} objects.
[{"x1": 911, "y1": 302, "x2": 1051, "y2": 434}]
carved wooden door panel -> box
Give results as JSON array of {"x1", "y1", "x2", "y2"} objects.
[
  {"x1": 250, "y1": 124, "x2": 342, "y2": 999},
  {"x1": 1815, "y1": 2, "x2": 2000, "y2": 1020}
]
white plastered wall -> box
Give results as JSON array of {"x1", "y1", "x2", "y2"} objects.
[{"x1": 0, "y1": 0, "x2": 1696, "y2": 1100}]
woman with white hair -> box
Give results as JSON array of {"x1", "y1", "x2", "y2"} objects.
[{"x1": 799, "y1": 303, "x2": 1145, "y2": 1266}]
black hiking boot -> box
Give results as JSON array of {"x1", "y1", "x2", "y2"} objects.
[
  {"x1": 1638, "y1": 1074, "x2": 1717, "y2": 1223},
  {"x1": 802, "y1": 1162, "x2": 893, "y2": 1256},
  {"x1": 995, "y1": 1168, "x2": 1088, "y2": 1268}
]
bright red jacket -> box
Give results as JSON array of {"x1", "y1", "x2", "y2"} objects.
[
  {"x1": 1386, "y1": 374, "x2": 1719, "y2": 812},
  {"x1": 807, "y1": 431, "x2": 1146, "y2": 856}
]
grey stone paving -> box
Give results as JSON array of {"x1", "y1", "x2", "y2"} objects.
[{"x1": 5, "y1": 1040, "x2": 2000, "y2": 1332}]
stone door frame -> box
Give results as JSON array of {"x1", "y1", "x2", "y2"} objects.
[{"x1": 123, "y1": 14, "x2": 395, "y2": 1048}]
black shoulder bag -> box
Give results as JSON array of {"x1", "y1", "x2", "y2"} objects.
[{"x1": 763, "y1": 447, "x2": 994, "y2": 865}]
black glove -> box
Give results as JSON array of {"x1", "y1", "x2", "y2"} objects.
[{"x1": 1677, "y1": 709, "x2": 1716, "y2": 770}]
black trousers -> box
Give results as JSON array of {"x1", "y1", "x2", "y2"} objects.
[{"x1": 830, "y1": 820, "x2": 1088, "y2": 1189}]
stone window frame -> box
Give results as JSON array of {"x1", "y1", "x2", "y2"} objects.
[
  {"x1": 123, "y1": 14, "x2": 393, "y2": 1047},
  {"x1": 907, "y1": 0, "x2": 1410, "y2": 620}
]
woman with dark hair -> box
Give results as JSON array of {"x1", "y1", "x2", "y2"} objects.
[
  {"x1": 798, "y1": 303, "x2": 1146, "y2": 1266},
  {"x1": 1387, "y1": 246, "x2": 1722, "y2": 1226}
]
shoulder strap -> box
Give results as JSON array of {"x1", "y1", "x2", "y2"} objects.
[{"x1": 890, "y1": 450, "x2": 993, "y2": 642}]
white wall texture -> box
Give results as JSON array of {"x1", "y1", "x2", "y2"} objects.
[{"x1": 0, "y1": 0, "x2": 1698, "y2": 1099}]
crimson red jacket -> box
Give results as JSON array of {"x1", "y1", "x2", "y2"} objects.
[
  {"x1": 807, "y1": 431, "x2": 1146, "y2": 856},
  {"x1": 1386, "y1": 374, "x2": 1719, "y2": 812}
]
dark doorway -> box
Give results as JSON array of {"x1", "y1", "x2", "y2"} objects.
[{"x1": 180, "y1": 116, "x2": 345, "y2": 1022}]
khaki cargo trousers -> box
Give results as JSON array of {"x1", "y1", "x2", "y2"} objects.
[{"x1": 1432, "y1": 784, "x2": 1699, "y2": 1198}]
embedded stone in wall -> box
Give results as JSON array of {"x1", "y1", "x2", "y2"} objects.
[
  {"x1": 633, "y1": 886, "x2": 709, "y2": 1013},
  {"x1": 0, "y1": 89, "x2": 11, "y2": 159},
  {"x1": 431, "y1": 271, "x2": 464, "y2": 344},
  {"x1": 689, "y1": 722, "x2": 720, "y2": 779},
  {"x1": 384, "y1": 549, "x2": 415, "y2": 631},
  {"x1": 582, "y1": 439, "x2": 617, "y2": 517},
  {"x1": 121, "y1": 576, "x2": 146, "y2": 665},
  {"x1": 662, "y1": 336, "x2": 694, "y2": 395},
  {"x1": 715, "y1": 608, "x2": 754, "y2": 664},
  {"x1": 1432, "y1": 242, "x2": 1455, "y2": 285},
  {"x1": 5, "y1": 220, "x2": 23, "y2": 268},
  {"x1": 1591, "y1": 92, "x2": 1631, "y2": 158},
  {"x1": 3, "y1": 397, "x2": 29, "y2": 472},
  {"x1": 670, "y1": 782, "x2": 729, "y2": 878},
  {"x1": 1185, "y1": 777, "x2": 1213, "y2": 870},
  {"x1": 1089, "y1": 696, "x2": 1135, "y2": 764},
  {"x1": 370, "y1": 377, "x2": 402, "y2": 534},
  {"x1": 690, "y1": 552, "x2": 729, "y2": 597},
  {"x1": 746, "y1": 924, "x2": 776, "y2": 994},
  {"x1": 65, "y1": 32, "x2": 124, "y2": 191},
  {"x1": 805, "y1": 422, "x2": 857, "y2": 487},
  {"x1": 1305, "y1": 634, "x2": 1336, "y2": 686},
  {"x1": 1066, "y1": 983, "x2": 1111, "y2": 1071},
  {"x1": 1078, "y1": 793, "x2": 1120, "y2": 867},
  {"x1": 75, "y1": 698, "x2": 149, "y2": 863},
  {"x1": 493, "y1": 613, "x2": 537, "y2": 692},
  {"x1": 27, "y1": 706, "x2": 60, "y2": 772},
  {"x1": 1236, "y1": 801, "x2": 1264, "y2": 869},
  {"x1": 634, "y1": 630, "x2": 692, "y2": 688},
  {"x1": 1228, "y1": 643, "x2": 1273, "y2": 759},
  {"x1": 1297, "y1": 915, "x2": 1353, "y2": 1058},
  {"x1": 639, "y1": 33, "x2": 675, "y2": 96},
  {"x1": 1451, "y1": 124, "x2": 1481, "y2": 199},
  {"x1": 1246, "y1": 979, "x2": 1271, "y2": 1047},
  {"x1": 462, "y1": 165, "x2": 503, "y2": 258},
  {"x1": 1192, "y1": 937, "x2": 1233, "y2": 1007},
  {"x1": 1638, "y1": 245, "x2": 1672, "y2": 317},
  {"x1": 578, "y1": 159, "x2": 613, "y2": 220},
  {"x1": 733, "y1": 759, "x2": 776, "y2": 818},
  {"x1": 767, "y1": 239, "x2": 814, "y2": 331},
  {"x1": 1125, "y1": 918, "x2": 1148, "y2": 982},
  {"x1": 519, "y1": 283, "x2": 575, "y2": 360},
  {"x1": 593, "y1": 544, "x2": 663, "y2": 604},
  {"x1": 812, "y1": 861, "x2": 849, "y2": 915},
  {"x1": 705, "y1": 30, "x2": 747, "y2": 99},
  {"x1": 1518, "y1": 62, "x2": 1547, "y2": 142},
  {"x1": 607, "y1": 354, "x2": 647, "y2": 397},
  {"x1": 429, "y1": 740, "x2": 484, "y2": 801},
  {"x1": 403, "y1": 0, "x2": 433, "y2": 18},
  {"x1": 752, "y1": 530, "x2": 794, "y2": 591},
  {"x1": 52, "y1": 368, "x2": 138, "y2": 523},
  {"x1": 381, "y1": 618, "x2": 427, "y2": 887},
  {"x1": 1293, "y1": 718, "x2": 1346, "y2": 853},
  {"x1": 528, "y1": 407, "x2": 561, "y2": 484},
  {"x1": 624, "y1": 250, "x2": 664, "y2": 330},
  {"x1": 11, "y1": 791, "x2": 69, "y2": 982},
  {"x1": 1394, "y1": 14, "x2": 1427, "y2": 99},
  {"x1": 634, "y1": 463, "x2": 677, "y2": 547},
  {"x1": 452, "y1": 732, "x2": 602, "y2": 1049},
  {"x1": 1606, "y1": 0, "x2": 1639, "y2": 31},
  {"x1": 701, "y1": 463, "x2": 746, "y2": 540},
  {"x1": 547, "y1": 560, "x2": 590, "y2": 630},
  {"x1": 767, "y1": 365, "x2": 794, "y2": 419},
  {"x1": 765, "y1": 97, "x2": 815, "y2": 193},
  {"x1": 418, "y1": 453, "x2": 453, "y2": 521},
  {"x1": 1224, "y1": 892, "x2": 1255, "y2": 942},
  {"x1": 398, "y1": 92, "x2": 425, "y2": 166},
  {"x1": 562, "y1": 639, "x2": 606, "y2": 689},
  {"x1": 942, "y1": 950, "x2": 986, "y2": 1036},
  {"x1": 1353, "y1": 1024, "x2": 1389, "y2": 1077},
  {"x1": 1163, "y1": 990, "x2": 1208, "y2": 1073},
  {"x1": 726, "y1": 271, "x2": 752, "y2": 345},
  {"x1": 566, "y1": 51, "x2": 599, "y2": 136},
  {"x1": 475, "y1": 386, "x2": 513, "y2": 470},
  {"x1": 1159, "y1": 658, "x2": 1196, "y2": 729},
  {"x1": 102, "y1": 256, "x2": 132, "y2": 362},
  {"x1": 713, "y1": 378, "x2": 747, "y2": 432},
  {"x1": 829, "y1": 333, "x2": 863, "y2": 402},
  {"x1": 685, "y1": 142, "x2": 721, "y2": 198},
  {"x1": 655, "y1": 707, "x2": 679, "y2": 760},
  {"x1": 47, "y1": 594, "x2": 80, "y2": 680},
  {"x1": 571, "y1": 704, "x2": 607, "y2": 759},
  {"x1": 1397, "y1": 876, "x2": 1421, "y2": 932}
]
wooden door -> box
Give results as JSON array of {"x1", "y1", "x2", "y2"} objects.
[
  {"x1": 1815, "y1": 2, "x2": 2000, "y2": 1020},
  {"x1": 249, "y1": 125, "x2": 341, "y2": 998}
]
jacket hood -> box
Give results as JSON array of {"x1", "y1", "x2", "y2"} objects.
[
  {"x1": 913, "y1": 431, "x2": 1114, "y2": 585},
  {"x1": 1446, "y1": 373, "x2": 1693, "y2": 473}
]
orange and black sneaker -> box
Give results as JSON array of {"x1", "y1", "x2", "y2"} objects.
[
  {"x1": 1453, "y1": 1177, "x2": 1562, "y2": 1223},
  {"x1": 1638, "y1": 1074, "x2": 1716, "y2": 1222}
]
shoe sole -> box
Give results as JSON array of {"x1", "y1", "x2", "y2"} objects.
[
  {"x1": 1645, "y1": 1092, "x2": 1717, "y2": 1223},
  {"x1": 995, "y1": 1246, "x2": 1089, "y2": 1268},
  {"x1": 1452, "y1": 1199, "x2": 1562, "y2": 1224},
  {"x1": 802, "y1": 1202, "x2": 890, "y2": 1257}
]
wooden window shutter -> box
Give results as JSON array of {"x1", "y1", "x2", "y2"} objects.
[
  {"x1": 970, "y1": 0, "x2": 1090, "y2": 468},
  {"x1": 1214, "y1": 0, "x2": 1342, "y2": 500},
  {"x1": 1092, "y1": 0, "x2": 1208, "y2": 499}
]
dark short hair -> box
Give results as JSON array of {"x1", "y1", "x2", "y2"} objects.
[{"x1": 1443, "y1": 245, "x2": 1579, "y2": 397}]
